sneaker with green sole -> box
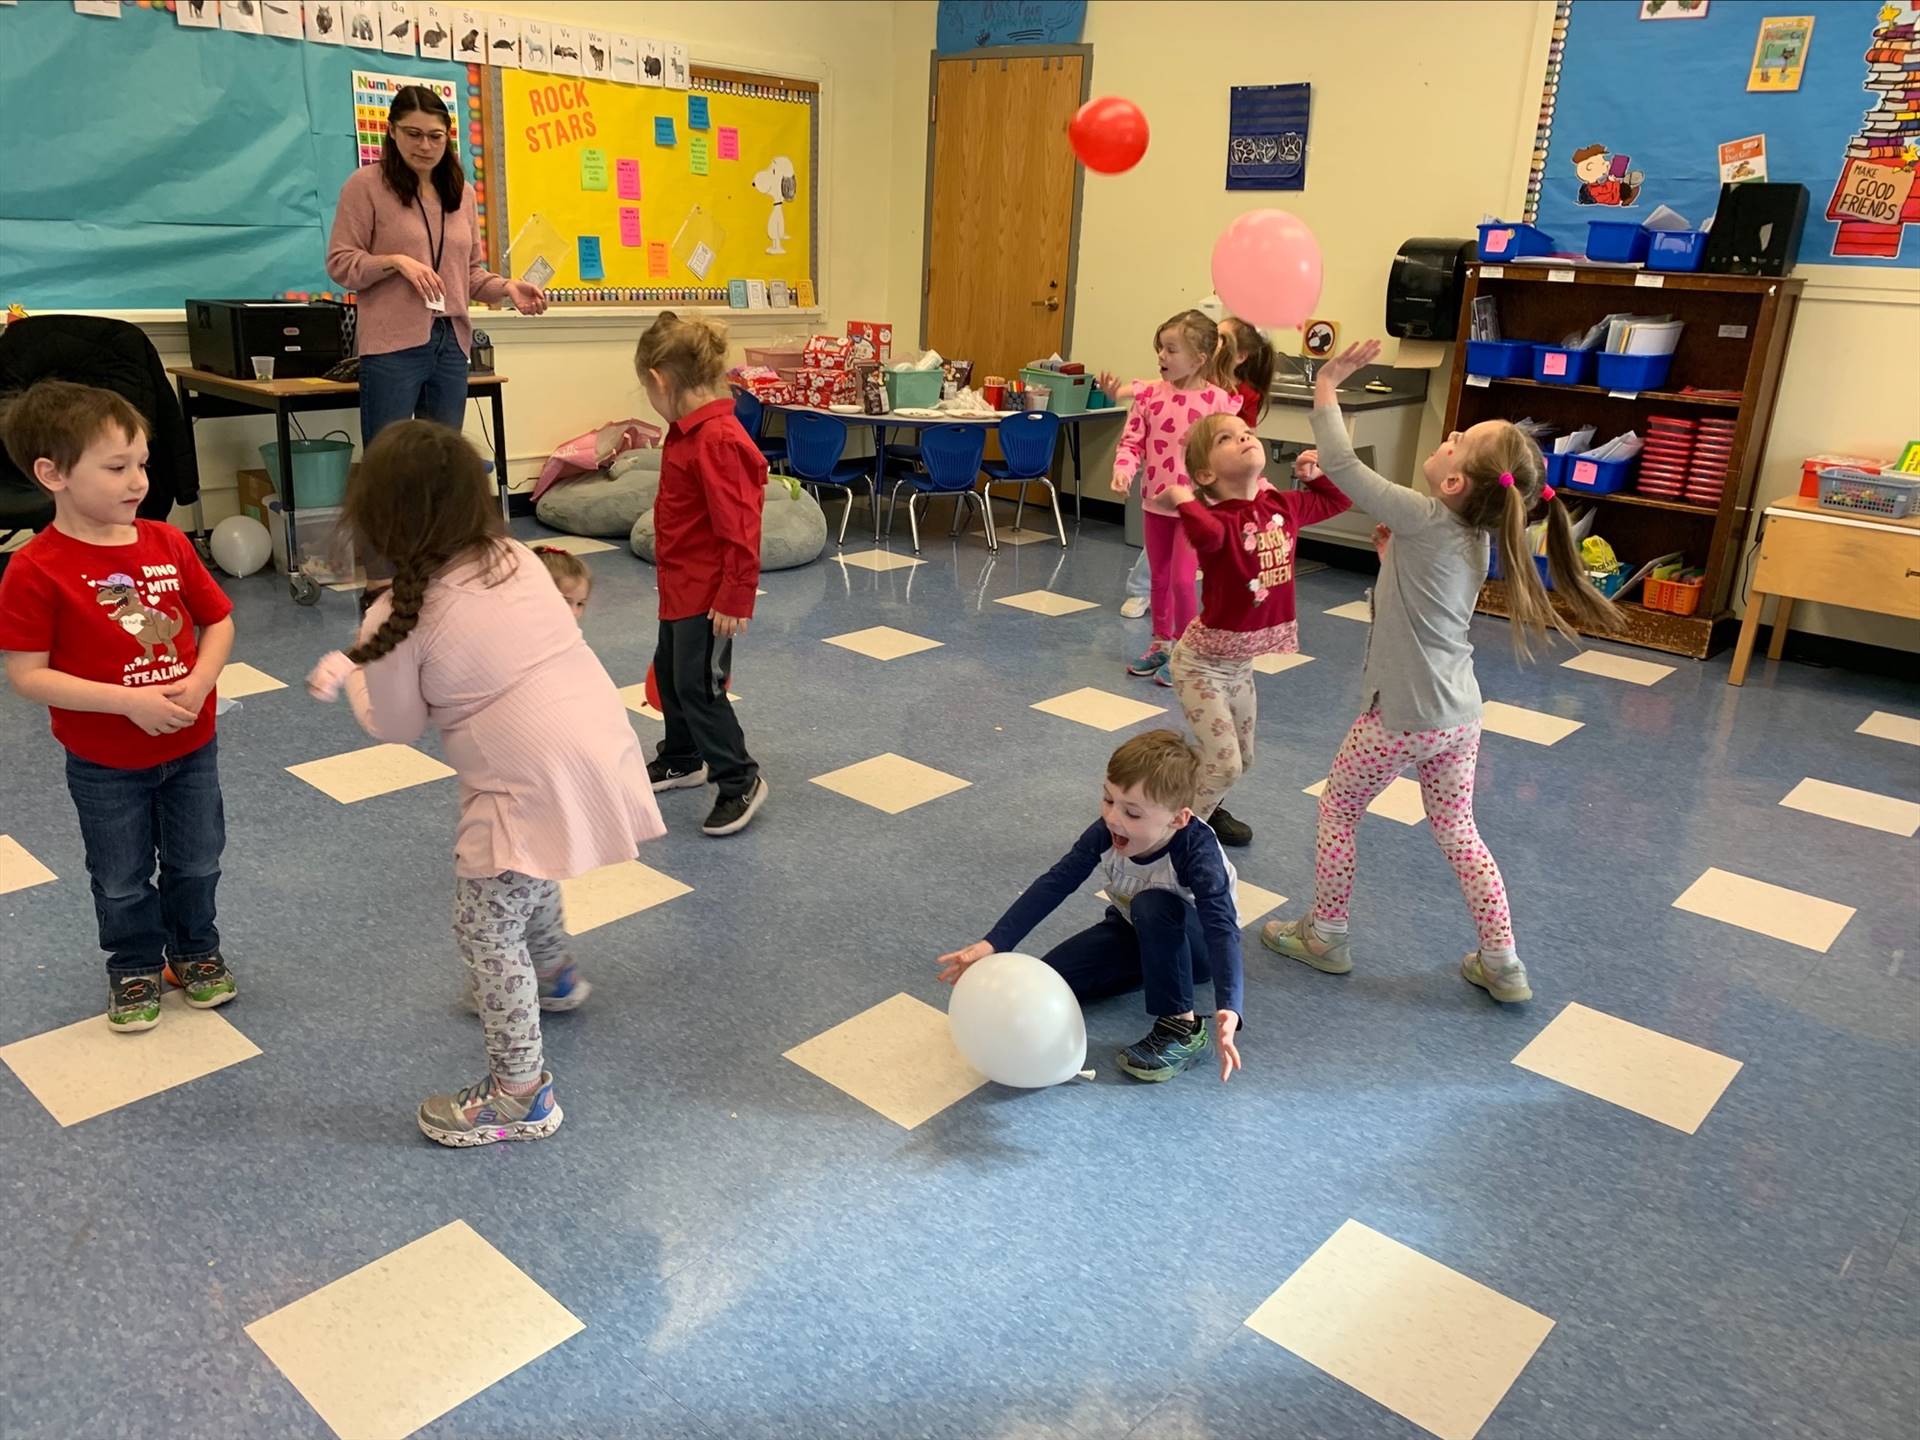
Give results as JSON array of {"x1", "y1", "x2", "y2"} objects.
[
  {"x1": 1116, "y1": 1016, "x2": 1211, "y2": 1082},
  {"x1": 165, "y1": 954, "x2": 236, "y2": 1009},
  {"x1": 107, "y1": 972, "x2": 163, "y2": 1033},
  {"x1": 1462, "y1": 951, "x2": 1533, "y2": 1003},
  {"x1": 1260, "y1": 916, "x2": 1354, "y2": 974}
]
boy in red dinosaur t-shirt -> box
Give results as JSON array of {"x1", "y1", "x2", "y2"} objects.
[{"x1": 0, "y1": 381, "x2": 237, "y2": 1031}]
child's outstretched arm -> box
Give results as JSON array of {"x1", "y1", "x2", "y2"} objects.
[
  {"x1": 1108, "y1": 388, "x2": 1152, "y2": 495},
  {"x1": 936, "y1": 820, "x2": 1107, "y2": 985},
  {"x1": 1168, "y1": 487, "x2": 1229, "y2": 553},
  {"x1": 306, "y1": 593, "x2": 429, "y2": 741},
  {"x1": 1172, "y1": 826, "x2": 1244, "y2": 1082},
  {"x1": 1309, "y1": 341, "x2": 1442, "y2": 533}
]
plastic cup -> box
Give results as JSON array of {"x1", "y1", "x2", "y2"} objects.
[{"x1": 251, "y1": 356, "x2": 276, "y2": 381}]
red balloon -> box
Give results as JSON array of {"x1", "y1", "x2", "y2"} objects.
[
  {"x1": 1067, "y1": 97, "x2": 1149, "y2": 175},
  {"x1": 644, "y1": 664, "x2": 733, "y2": 712}
]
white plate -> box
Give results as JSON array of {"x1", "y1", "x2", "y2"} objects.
[{"x1": 829, "y1": 404, "x2": 861, "y2": 414}]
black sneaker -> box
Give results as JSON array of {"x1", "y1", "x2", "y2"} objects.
[
  {"x1": 1209, "y1": 806, "x2": 1253, "y2": 847},
  {"x1": 107, "y1": 972, "x2": 163, "y2": 1033},
  {"x1": 648, "y1": 756, "x2": 709, "y2": 792},
  {"x1": 702, "y1": 777, "x2": 768, "y2": 836},
  {"x1": 1116, "y1": 1015, "x2": 1211, "y2": 1082}
]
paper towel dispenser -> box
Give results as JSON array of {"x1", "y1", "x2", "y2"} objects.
[{"x1": 1386, "y1": 238, "x2": 1478, "y2": 341}]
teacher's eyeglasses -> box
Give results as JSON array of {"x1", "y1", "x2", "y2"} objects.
[{"x1": 395, "y1": 126, "x2": 449, "y2": 145}]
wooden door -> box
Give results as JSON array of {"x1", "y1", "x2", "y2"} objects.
[{"x1": 923, "y1": 53, "x2": 1082, "y2": 384}]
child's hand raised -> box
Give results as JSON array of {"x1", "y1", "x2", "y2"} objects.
[
  {"x1": 1373, "y1": 524, "x2": 1392, "y2": 559},
  {"x1": 1215, "y1": 1009, "x2": 1242, "y2": 1082},
  {"x1": 1162, "y1": 483, "x2": 1198, "y2": 508},
  {"x1": 1315, "y1": 340, "x2": 1381, "y2": 394},
  {"x1": 936, "y1": 940, "x2": 992, "y2": 986},
  {"x1": 1292, "y1": 449, "x2": 1322, "y2": 482},
  {"x1": 1097, "y1": 371, "x2": 1134, "y2": 403}
]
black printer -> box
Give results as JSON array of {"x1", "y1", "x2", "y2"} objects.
[{"x1": 185, "y1": 299, "x2": 347, "y2": 380}]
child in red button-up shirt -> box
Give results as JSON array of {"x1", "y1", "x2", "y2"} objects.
[
  {"x1": 633, "y1": 312, "x2": 768, "y2": 836},
  {"x1": 1161, "y1": 413, "x2": 1350, "y2": 847}
]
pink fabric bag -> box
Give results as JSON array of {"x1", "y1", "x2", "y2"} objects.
[{"x1": 530, "y1": 418, "x2": 662, "y2": 501}]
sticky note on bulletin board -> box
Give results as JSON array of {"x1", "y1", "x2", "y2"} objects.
[
  {"x1": 688, "y1": 94, "x2": 710, "y2": 130},
  {"x1": 655, "y1": 116, "x2": 675, "y2": 146},
  {"x1": 618, "y1": 207, "x2": 642, "y2": 247},
  {"x1": 717, "y1": 127, "x2": 740, "y2": 161},
  {"x1": 689, "y1": 136, "x2": 710, "y2": 175},
  {"x1": 577, "y1": 235, "x2": 605, "y2": 281},
  {"x1": 616, "y1": 157, "x2": 641, "y2": 199}
]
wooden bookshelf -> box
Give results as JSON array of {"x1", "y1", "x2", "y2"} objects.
[{"x1": 1444, "y1": 263, "x2": 1804, "y2": 659}]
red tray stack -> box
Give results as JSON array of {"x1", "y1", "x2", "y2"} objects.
[
  {"x1": 1639, "y1": 416, "x2": 1694, "y2": 502},
  {"x1": 1684, "y1": 417, "x2": 1737, "y2": 508}
]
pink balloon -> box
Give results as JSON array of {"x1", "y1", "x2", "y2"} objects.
[{"x1": 1210, "y1": 210, "x2": 1324, "y2": 330}]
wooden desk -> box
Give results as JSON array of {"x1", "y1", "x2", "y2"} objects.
[
  {"x1": 1727, "y1": 495, "x2": 1920, "y2": 685},
  {"x1": 168, "y1": 367, "x2": 509, "y2": 604}
]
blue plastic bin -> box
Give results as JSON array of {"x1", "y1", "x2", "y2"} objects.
[
  {"x1": 1464, "y1": 340, "x2": 1534, "y2": 378},
  {"x1": 1532, "y1": 347, "x2": 1595, "y2": 385},
  {"x1": 1594, "y1": 352, "x2": 1675, "y2": 392},
  {"x1": 1586, "y1": 221, "x2": 1650, "y2": 264},
  {"x1": 1489, "y1": 549, "x2": 1554, "y2": 590},
  {"x1": 1545, "y1": 452, "x2": 1574, "y2": 489},
  {"x1": 1477, "y1": 222, "x2": 1556, "y2": 261},
  {"x1": 1647, "y1": 230, "x2": 1709, "y2": 272},
  {"x1": 1563, "y1": 454, "x2": 1638, "y2": 495}
]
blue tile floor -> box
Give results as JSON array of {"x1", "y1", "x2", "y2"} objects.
[{"x1": 2, "y1": 512, "x2": 1916, "y2": 1439}]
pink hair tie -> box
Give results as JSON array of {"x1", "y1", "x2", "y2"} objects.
[
  {"x1": 1498, "y1": 471, "x2": 1516, "y2": 488},
  {"x1": 1540, "y1": 484, "x2": 1556, "y2": 502}
]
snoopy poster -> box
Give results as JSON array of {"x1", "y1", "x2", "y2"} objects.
[{"x1": 754, "y1": 156, "x2": 797, "y2": 254}]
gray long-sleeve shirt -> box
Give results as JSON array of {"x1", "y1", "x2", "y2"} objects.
[{"x1": 1310, "y1": 405, "x2": 1487, "y2": 734}]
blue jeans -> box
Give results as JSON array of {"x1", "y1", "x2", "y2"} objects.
[
  {"x1": 357, "y1": 317, "x2": 470, "y2": 443},
  {"x1": 65, "y1": 737, "x2": 225, "y2": 976},
  {"x1": 1039, "y1": 891, "x2": 1212, "y2": 1018}
]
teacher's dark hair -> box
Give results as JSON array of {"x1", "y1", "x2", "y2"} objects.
[{"x1": 381, "y1": 85, "x2": 465, "y2": 212}]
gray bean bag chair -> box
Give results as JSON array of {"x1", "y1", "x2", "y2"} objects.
[
  {"x1": 631, "y1": 475, "x2": 827, "y2": 571},
  {"x1": 534, "y1": 448, "x2": 663, "y2": 538}
]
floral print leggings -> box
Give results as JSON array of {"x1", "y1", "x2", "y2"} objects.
[
  {"x1": 1313, "y1": 708, "x2": 1515, "y2": 953},
  {"x1": 1169, "y1": 642, "x2": 1257, "y2": 822},
  {"x1": 454, "y1": 871, "x2": 571, "y2": 1086}
]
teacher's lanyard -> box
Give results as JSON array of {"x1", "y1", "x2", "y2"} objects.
[{"x1": 414, "y1": 192, "x2": 447, "y2": 275}]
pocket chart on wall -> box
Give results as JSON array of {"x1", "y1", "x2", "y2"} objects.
[
  {"x1": 489, "y1": 65, "x2": 816, "y2": 299},
  {"x1": 1532, "y1": 0, "x2": 1918, "y2": 265}
]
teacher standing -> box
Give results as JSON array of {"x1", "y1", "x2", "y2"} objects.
[{"x1": 326, "y1": 85, "x2": 546, "y2": 446}]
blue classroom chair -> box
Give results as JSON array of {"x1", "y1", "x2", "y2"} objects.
[
  {"x1": 784, "y1": 410, "x2": 878, "y2": 545},
  {"x1": 730, "y1": 387, "x2": 788, "y2": 473},
  {"x1": 887, "y1": 423, "x2": 994, "y2": 554},
  {"x1": 981, "y1": 409, "x2": 1066, "y2": 547}
]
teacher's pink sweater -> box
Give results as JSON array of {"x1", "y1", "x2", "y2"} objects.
[{"x1": 326, "y1": 165, "x2": 510, "y2": 358}]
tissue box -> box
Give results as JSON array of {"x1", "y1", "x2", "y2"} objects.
[
  {"x1": 803, "y1": 335, "x2": 853, "y2": 367},
  {"x1": 845, "y1": 321, "x2": 893, "y2": 365},
  {"x1": 795, "y1": 366, "x2": 857, "y2": 408}
]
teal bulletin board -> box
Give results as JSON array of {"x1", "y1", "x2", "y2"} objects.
[{"x1": 0, "y1": 2, "x2": 479, "y2": 308}]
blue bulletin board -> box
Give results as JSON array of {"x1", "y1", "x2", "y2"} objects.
[
  {"x1": 0, "y1": 1, "x2": 474, "y2": 308},
  {"x1": 1534, "y1": 0, "x2": 1919, "y2": 267}
]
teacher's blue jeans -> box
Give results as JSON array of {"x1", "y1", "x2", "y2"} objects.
[{"x1": 357, "y1": 317, "x2": 470, "y2": 444}]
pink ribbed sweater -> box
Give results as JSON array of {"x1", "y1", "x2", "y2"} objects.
[{"x1": 345, "y1": 542, "x2": 665, "y2": 880}]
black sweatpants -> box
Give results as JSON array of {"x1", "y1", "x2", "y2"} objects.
[{"x1": 654, "y1": 615, "x2": 758, "y2": 798}]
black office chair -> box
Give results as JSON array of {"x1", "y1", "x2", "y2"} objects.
[{"x1": 0, "y1": 315, "x2": 201, "y2": 563}]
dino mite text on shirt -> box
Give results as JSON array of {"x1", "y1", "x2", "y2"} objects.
[{"x1": 0, "y1": 520, "x2": 233, "y2": 768}]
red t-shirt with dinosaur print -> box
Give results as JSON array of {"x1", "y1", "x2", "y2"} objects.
[{"x1": 0, "y1": 520, "x2": 232, "y2": 768}]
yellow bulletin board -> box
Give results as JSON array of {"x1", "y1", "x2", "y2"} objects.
[{"x1": 486, "y1": 65, "x2": 817, "y2": 305}]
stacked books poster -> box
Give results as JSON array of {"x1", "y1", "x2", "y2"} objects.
[{"x1": 1825, "y1": 2, "x2": 1920, "y2": 258}]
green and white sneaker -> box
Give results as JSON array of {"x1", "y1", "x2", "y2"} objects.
[
  {"x1": 165, "y1": 954, "x2": 237, "y2": 1009},
  {"x1": 1260, "y1": 916, "x2": 1354, "y2": 975},
  {"x1": 1116, "y1": 1016, "x2": 1211, "y2": 1083},
  {"x1": 107, "y1": 972, "x2": 163, "y2": 1033},
  {"x1": 1462, "y1": 951, "x2": 1532, "y2": 1003}
]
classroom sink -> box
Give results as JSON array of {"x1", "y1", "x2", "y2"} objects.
[{"x1": 1265, "y1": 364, "x2": 1427, "y2": 411}]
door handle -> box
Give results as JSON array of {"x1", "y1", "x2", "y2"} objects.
[{"x1": 1031, "y1": 297, "x2": 1061, "y2": 312}]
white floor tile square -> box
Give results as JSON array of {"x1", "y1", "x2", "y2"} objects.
[
  {"x1": 1245, "y1": 1218, "x2": 1553, "y2": 1440},
  {"x1": 1, "y1": 991, "x2": 260, "y2": 1127},
  {"x1": 1480, "y1": 700, "x2": 1584, "y2": 746},
  {"x1": 0, "y1": 834, "x2": 57, "y2": 896},
  {"x1": 1251, "y1": 653, "x2": 1315, "y2": 676},
  {"x1": 1325, "y1": 600, "x2": 1373, "y2": 623},
  {"x1": 1234, "y1": 880, "x2": 1286, "y2": 928},
  {"x1": 560, "y1": 860, "x2": 692, "y2": 935},
  {"x1": 525, "y1": 534, "x2": 615, "y2": 555},
  {"x1": 782, "y1": 992, "x2": 985, "y2": 1129},
  {"x1": 1304, "y1": 775, "x2": 1426, "y2": 825},
  {"x1": 823, "y1": 625, "x2": 945, "y2": 661},
  {"x1": 838, "y1": 548, "x2": 924, "y2": 573},
  {"x1": 218, "y1": 662, "x2": 289, "y2": 700},
  {"x1": 1672, "y1": 867, "x2": 1856, "y2": 954},
  {"x1": 1561, "y1": 650, "x2": 1673, "y2": 686},
  {"x1": 1780, "y1": 778, "x2": 1920, "y2": 837},
  {"x1": 995, "y1": 589, "x2": 1100, "y2": 617},
  {"x1": 286, "y1": 744, "x2": 455, "y2": 805},
  {"x1": 810, "y1": 753, "x2": 971, "y2": 814},
  {"x1": 245, "y1": 1220, "x2": 583, "y2": 1440},
  {"x1": 1857, "y1": 710, "x2": 1920, "y2": 747},
  {"x1": 968, "y1": 526, "x2": 1056, "y2": 547},
  {"x1": 1031, "y1": 686, "x2": 1167, "y2": 731},
  {"x1": 1512, "y1": 1002, "x2": 1742, "y2": 1134}
]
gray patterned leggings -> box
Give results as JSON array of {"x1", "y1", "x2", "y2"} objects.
[{"x1": 453, "y1": 871, "x2": 570, "y2": 1086}]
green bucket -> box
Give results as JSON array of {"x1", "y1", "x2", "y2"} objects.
[{"x1": 259, "y1": 432, "x2": 354, "y2": 509}]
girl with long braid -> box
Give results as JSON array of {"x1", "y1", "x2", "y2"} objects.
[{"x1": 306, "y1": 421, "x2": 663, "y2": 1146}]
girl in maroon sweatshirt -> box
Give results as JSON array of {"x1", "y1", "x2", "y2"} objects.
[{"x1": 1162, "y1": 413, "x2": 1350, "y2": 847}]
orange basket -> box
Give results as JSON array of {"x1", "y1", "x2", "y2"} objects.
[{"x1": 1645, "y1": 575, "x2": 1704, "y2": 616}]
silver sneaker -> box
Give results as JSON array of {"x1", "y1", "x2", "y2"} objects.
[
  {"x1": 1462, "y1": 951, "x2": 1532, "y2": 1003},
  {"x1": 1259, "y1": 916, "x2": 1354, "y2": 974}
]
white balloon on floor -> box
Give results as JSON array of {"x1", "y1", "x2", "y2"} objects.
[
  {"x1": 209, "y1": 515, "x2": 272, "y2": 577},
  {"x1": 947, "y1": 952, "x2": 1087, "y2": 1088}
]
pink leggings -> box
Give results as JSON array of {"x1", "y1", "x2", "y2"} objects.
[
  {"x1": 1142, "y1": 510, "x2": 1198, "y2": 643},
  {"x1": 1313, "y1": 708, "x2": 1515, "y2": 953}
]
